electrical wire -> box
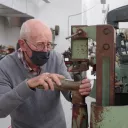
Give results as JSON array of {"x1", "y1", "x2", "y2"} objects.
[
  {"x1": 69, "y1": 4, "x2": 97, "y2": 18},
  {"x1": 67, "y1": 4, "x2": 97, "y2": 37}
]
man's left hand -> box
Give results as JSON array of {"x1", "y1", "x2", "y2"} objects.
[{"x1": 79, "y1": 78, "x2": 91, "y2": 96}]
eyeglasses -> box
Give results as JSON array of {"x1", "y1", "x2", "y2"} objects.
[{"x1": 24, "y1": 39, "x2": 52, "y2": 51}]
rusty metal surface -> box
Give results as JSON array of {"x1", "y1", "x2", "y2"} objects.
[
  {"x1": 71, "y1": 73, "x2": 88, "y2": 128},
  {"x1": 65, "y1": 59, "x2": 89, "y2": 72},
  {"x1": 72, "y1": 91, "x2": 85, "y2": 104},
  {"x1": 72, "y1": 91, "x2": 88, "y2": 128},
  {"x1": 72, "y1": 103, "x2": 88, "y2": 128},
  {"x1": 71, "y1": 62, "x2": 89, "y2": 72},
  {"x1": 90, "y1": 103, "x2": 128, "y2": 128},
  {"x1": 96, "y1": 25, "x2": 115, "y2": 106},
  {"x1": 66, "y1": 29, "x2": 84, "y2": 40},
  {"x1": 71, "y1": 25, "x2": 88, "y2": 40},
  {"x1": 90, "y1": 103, "x2": 104, "y2": 128}
]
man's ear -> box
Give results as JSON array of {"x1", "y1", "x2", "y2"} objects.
[{"x1": 18, "y1": 39, "x2": 27, "y2": 51}]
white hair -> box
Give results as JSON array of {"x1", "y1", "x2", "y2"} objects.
[
  {"x1": 19, "y1": 19, "x2": 52, "y2": 43},
  {"x1": 20, "y1": 22, "x2": 31, "y2": 40}
]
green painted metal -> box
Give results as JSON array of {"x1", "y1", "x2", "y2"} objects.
[
  {"x1": 91, "y1": 103, "x2": 128, "y2": 128},
  {"x1": 90, "y1": 79, "x2": 96, "y2": 98},
  {"x1": 120, "y1": 64, "x2": 128, "y2": 92},
  {"x1": 90, "y1": 57, "x2": 110, "y2": 105},
  {"x1": 115, "y1": 59, "x2": 128, "y2": 93},
  {"x1": 102, "y1": 57, "x2": 110, "y2": 106},
  {"x1": 71, "y1": 26, "x2": 96, "y2": 59},
  {"x1": 72, "y1": 26, "x2": 96, "y2": 41},
  {"x1": 120, "y1": 64, "x2": 128, "y2": 83},
  {"x1": 70, "y1": 25, "x2": 115, "y2": 128},
  {"x1": 71, "y1": 39, "x2": 88, "y2": 59},
  {"x1": 115, "y1": 63, "x2": 121, "y2": 80},
  {"x1": 71, "y1": 26, "x2": 91, "y2": 128},
  {"x1": 93, "y1": 56, "x2": 96, "y2": 64}
]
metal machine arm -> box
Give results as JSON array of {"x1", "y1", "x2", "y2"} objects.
[{"x1": 107, "y1": 5, "x2": 128, "y2": 29}]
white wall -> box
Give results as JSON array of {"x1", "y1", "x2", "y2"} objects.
[
  {"x1": 0, "y1": 16, "x2": 20, "y2": 47},
  {"x1": 36, "y1": 0, "x2": 83, "y2": 54},
  {"x1": 106, "y1": 0, "x2": 128, "y2": 10},
  {"x1": 85, "y1": 0, "x2": 128, "y2": 26},
  {"x1": 0, "y1": 0, "x2": 83, "y2": 53},
  {"x1": 82, "y1": 0, "x2": 88, "y2": 25},
  {"x1": 0, "y1": 0, "x2": 38, "y2": 17},
  {"x1": 4, "y1": 27, "x2": 20, "y2": 47},
  {"x1": 82, "y1": 0, "x2": 105, "y2": 25},
  {"x1": 0, "y1": 0, "x2": 39, "y2": 48},
  {"x1": 0, "y1": 17, "x2": 6, "y2": 44}
]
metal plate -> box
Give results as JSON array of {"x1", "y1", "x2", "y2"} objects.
[
  {"x1": 71, "y1": 39, "x2": 88, "y2": 59},
  {"x1": 91, "y1": 103, "x2": 128, "y2": 128}
]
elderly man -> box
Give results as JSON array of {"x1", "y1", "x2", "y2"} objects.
[{"x1": 0, "y1": 19, "x2": 91, "y2": 128}]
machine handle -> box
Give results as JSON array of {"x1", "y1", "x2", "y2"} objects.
[{"x1": 37, "y1": 79, "x2": 81, "y2": 91}]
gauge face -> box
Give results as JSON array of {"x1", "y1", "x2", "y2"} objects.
[{"x1": 71, "y1": 40, "x2": 88, "y2": 59}]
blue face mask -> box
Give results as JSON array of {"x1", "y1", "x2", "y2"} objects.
[{"x1": 25, "y1": 41, "x2": 50, "y2": 66}]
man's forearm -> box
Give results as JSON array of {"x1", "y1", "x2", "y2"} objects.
[{"x1": 0, "y1": 80, "x2": 35, "y2": 118}]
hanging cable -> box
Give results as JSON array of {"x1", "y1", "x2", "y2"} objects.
[{"x1": 67, "y1": 4, "x2": 97, "y2": 38}]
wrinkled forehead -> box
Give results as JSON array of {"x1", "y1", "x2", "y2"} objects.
[{"x1": 27, "y1": 21, "x2": 52, "y2": 44}]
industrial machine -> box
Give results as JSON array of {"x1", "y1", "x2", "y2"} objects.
[
  {"x1": 37, "y1": 5, "x2": 128, "y2": 128},
  {"x1": 65, "y1": 24, "x2": 116, "y2": 128},
  {"x1": 60, "y1": 5, "x2": 128, "y2": 128},
  {"x1": 107, "y1": 5, "x2": 128, "y2": 106}
]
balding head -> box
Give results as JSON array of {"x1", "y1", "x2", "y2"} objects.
[{"x1": 20, "y1": 19, "x2": 52, "y2": 44}]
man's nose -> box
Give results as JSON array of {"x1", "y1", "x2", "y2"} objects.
[{"x1": 43, "y1": 46, "x2": 48, "y2": 52}]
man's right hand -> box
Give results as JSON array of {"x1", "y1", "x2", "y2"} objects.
[{"x1": 27, "y1": 73, "x2": 65, "y2": 91}]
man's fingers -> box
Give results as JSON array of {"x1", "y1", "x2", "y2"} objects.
[
  {"x1": 40, "y1": 79, "x2": 49, "y2": 90},
  {"x1": 79, "y1": 83, "x2": 91, "y2": 89},
  {"x1": 44, "y1": 77, "x2": 54, "y2": 91},
  {"x1": 49, "y1": 74, "x2": 62, "y2": 86},
  {"x1": 80, "y1": 92, "x2": 90, "y2": 96},
  {"x1": 81, "y1": 78, "x2": 90, "y2": 84},
  {"x1": 56, "y1": 74, "x2": 65, "y2": 79},
  {"x1": 79, "y1": 88, "x2": 91, "y2": 93},
  {"x1": 37, "y1": 73, "x2": 65, "y2": 90}
]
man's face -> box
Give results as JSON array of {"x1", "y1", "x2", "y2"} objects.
[
  {"x1": 19, "y1": 22, "x2": 53, "y2": 58},
  {"x1": 23, "y1": 40, "x2": 52, "y2": 57}
]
